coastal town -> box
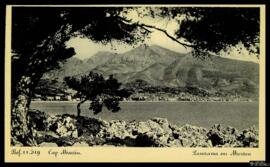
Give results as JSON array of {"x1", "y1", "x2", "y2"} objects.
[{"x1": 32, "y1": 88, "x2": 254, "y2": 102}]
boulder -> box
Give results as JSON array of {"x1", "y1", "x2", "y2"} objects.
[
  {"x1": 237, "y1": 126, "x2": 258, "y2": 147},
  {"x1": 167, "y1": 139, "x2": 183, "y2": 147},
  {"x1": 170, "y1": 124, "x2": 210, "y2": 147},
  {"x1": 127, "y1": 118, "x2": 172, "y2": 147},
  {"x1": 207, "y1": 124, "x2": 239, "y2": 147},
  {"x1": 25, "y1": 111, "x2": 259, "y2": 148},
  {"x1": 135, "y1": 133, "x2": 157, "y2": 147},
  {"x1": 76, "y1": 116, "x2": 108, "y2": 137},
  {"x1": 96, "y1": 120, "x2": 133, "y2": 146},
  {"x1": 128, "y1": 118, "x2": 172, "y2": 136},
  {"x1": 56, "y1": 137, "x2": 76, "y2": 146},
  {"x1": 48, "y1": 115, "x2": 78, "y2": 138},
  {"x1": 95, "y1": 117, "x2": 172, "y2": 147},
  {"x1": 104, "y1": 120, "x2": 129, "y2": 139},
  {"x1": 35, "y1": 130, "x2": 60, "y2": 144}
]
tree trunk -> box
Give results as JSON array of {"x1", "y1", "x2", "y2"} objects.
[
  {"x1": 11, "y1": 94, "x2": 31, "y2": 145},
  {"x1": 11, "y1": 76, "x2": 37, "y2": 146},
  {"x1": 10, "y1": 24, "x2": 74, "y2": 146},
  {"x1": 77, "y1": 99, "x2": 87, "y2": 117}
]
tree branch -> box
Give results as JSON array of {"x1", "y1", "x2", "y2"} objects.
[
  {"x1": 116, "y1": 16, "x2": 195, "y2": 49},
  {"x1": 138, "y1": 23, "x2": 194, "y2": 49}
]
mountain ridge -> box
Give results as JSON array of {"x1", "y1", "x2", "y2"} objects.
[{"x1": 41, "y1": 44, "x2": 259, "y2": 99}]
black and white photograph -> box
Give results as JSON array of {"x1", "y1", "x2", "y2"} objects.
[
  {"x1": 10, "y1": 5, "x2": 262, "y2": 147},
  {"x1": 4, "y1": 4, "x2": 267, "y2": 163}
]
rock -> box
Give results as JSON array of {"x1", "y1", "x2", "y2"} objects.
[
  {"x1": 170, "y1": 124, "x2": 210, "y2": 147},
  {"x1": 180, "y1": 137, "x2": 193, "y2": 147},
  {"x1": 249, "y1": 142, "x2": 258, "y2": 147},
  {"x1": 96, "y1": 120, "x2": 133, "y2": 146},
  {"x1": 122, "y1": 136, "x2": 137, "y2": 146},
  {"x1": 44, "y1": 131, "x2": 60, "y2": 142},
  {"x1": 135, "y1": 132, "x2": 167, "y2": 147},
  {"x1": 207, "y1": 140, "x2": 213, "y2": 147},
  {"x1": 56, "y1": 137, "x2": 76, "y2": 146},
  {"x1": 77, "y1": 117, "x2": 107, "y2": 137},
  {"x1": 237, "y1": 126, "x2": 258, "y2": 147},
  {"x1": 49, "y1": 115, "x2": 78, "y2": 138},
  {"x1": 33, "y1": 131, "x2": 60, "y2": 144},
  {"x1": 45, "y1": 114, "x2": 109, "y2": 144},
  {"x1": 127, "y1": 121, "x2": 152, "y2": 135},
  {"x1": 219, "y1": 143, "x2": 229, "y2": 147},
  {"x1": 27, "y1": 110, "x2": 49, "y2": 131},
  {"x1": 71, "y1": 129, "x2": 78, "y2": 138},
  {"x1": 130, "y1": 118, "x2": 172, "y2": 147},
  {"x1": 72, "y1": 142, "x2": 89, "y2": 147},
  {"x1": 131, "y1": 118, "x2": 171, "y2": 136},
  {"x1": 135, "y1": 133, "x2": 157, "y2": 147},
  {"x1": 105, "y1": 120, "x2": 129, "y2": 139},
  {"x1": 46, "y1": 115, "x2": 58, "y2": 127},
  {"x1": 39, "y1": 142, "x2": 58, "y2": 147},
  {"x1": 207, "y1": 124, "x2": 239, "y2": 147},
  {"x1": 95, "y1": 117, "x2": 172, "y2": 147},
  {"x1": 24, "y1": 112, "x2": 260, "y2": 148},
  {"x1": 167, "y1": 139, "x2": 182, "y2": 147}
]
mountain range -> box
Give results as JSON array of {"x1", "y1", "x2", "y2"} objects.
[{"x1": 41, "y1": 44, "x2": 259, "y2": 98}]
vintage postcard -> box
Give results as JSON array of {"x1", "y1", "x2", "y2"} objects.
[{"x1": 4, "y1": 4, "x2": 266, "y2": 163}]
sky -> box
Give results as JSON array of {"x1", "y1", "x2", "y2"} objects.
[
  {"x1": 66, "y1": 8, "x2": 259, "y2": 63},
  {"x1": 66, "y1": 12, "x2": 190, "y2": 59}
]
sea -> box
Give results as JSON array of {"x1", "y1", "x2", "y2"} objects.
[{"x1": 30, "y1": 101, "x2": 258, "y2": 130}]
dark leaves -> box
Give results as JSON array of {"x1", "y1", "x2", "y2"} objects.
[
  {"x1": 138, "y1": 7, "x2": 259, "y2": 57},
  {"x1": 65, "y1": 72, "x2": 131, "y2": 114},
  {"x1": 173, "y1": 7, "x2": 260, "y2": 56},
  {"x1": 11, "y1": 7, "x2": 148, "y2": 99}
]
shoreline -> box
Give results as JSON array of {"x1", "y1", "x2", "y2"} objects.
[
  {"x1": 30, "y1": 100, "x2": 259, "y2": 131},
  {"x1": 16, "y1": 110, "x2": 259, "y2": 147}
]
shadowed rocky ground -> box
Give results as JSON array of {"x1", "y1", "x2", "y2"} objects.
[{"x1": 12, "y1": 110, "x2": 258, "y2": 147}]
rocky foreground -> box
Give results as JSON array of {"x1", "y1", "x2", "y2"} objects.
[{"x1": 15, "y1": 110, "x2": 258, "y2": 147}]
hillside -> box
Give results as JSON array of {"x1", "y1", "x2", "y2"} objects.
[{"x1": 39, "y1": 44, "x2": 259, "y2": 100}]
